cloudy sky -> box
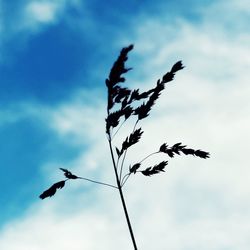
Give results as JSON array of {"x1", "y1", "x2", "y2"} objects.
[{"x1": 0, "y1": 0, "x2": 249, "y2": 249}]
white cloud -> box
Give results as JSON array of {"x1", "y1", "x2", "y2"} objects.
[
  {"x1": 47, "y1": 89, "x2": 106, "y2": 146},
  {"x1": 25, "y1": 2, "x2": 59, "y2": 24},
  {"x1": 19, "y1": 0, "x2": 67, "y2": 33},
  {"x1": 1, "y1": 0, "x2": 250, "y2": 249},
  {"x1": 0, "y1": 0, "x2": 82, "y2": 63},
  {"x1": 0, "y1": 202, "x2": 130, "y2": 250}
]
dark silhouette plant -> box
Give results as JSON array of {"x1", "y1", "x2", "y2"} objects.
[{"x1": 39, "y1": 44, "x2": 210, "y2": 250}]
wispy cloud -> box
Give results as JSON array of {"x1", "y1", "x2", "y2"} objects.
[
  {"x1": 25, "y1": 1, "x2": 60, "y2": 25},
  {"x1": 0, "y1": 0, "x2": 81, "y2": 63}
]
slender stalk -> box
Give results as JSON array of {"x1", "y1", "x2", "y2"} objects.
[
  {"x1": 121, "y1": 173, "x2": 131, "y2": 187},
  {"x1": 77, "y1": 176, "x2": 118, "y2": 189},
  {"x1": 108, "y1": 135, "x2": 138, "y2": 250},
  {"x1": 119, "y1": 119, "x2": 139, "y2": 182},
  {"x1": 112, "y1": 119, "x2": 126, "y2": 140},
  {"x1": 121, "y1": 148, "x2": 159, "y2": 187},
  {"x1": 139, "y1": 151, "x2": 159, "y2": 164},
  {"x1": 119, "y1": 150, "x2": 128, "y2": 182}
]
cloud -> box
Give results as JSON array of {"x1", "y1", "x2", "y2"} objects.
[
  {"x1": 0, "y1": 0, "x2": 250, "y2": 249},
  {"x1": 47, "y1": 89, "x2": 106, "y2": 146},
  {"x1": 0, "y1": 0, "x2": 81, "y2": 63},
  {"x1": 0, "y1": 202, "x2": 130, "y2": 250},
  {"x1": 22, "y1": 0, "x2": 82, "y2": 30},
  {"x1": 25, "y1": 1, "x2": 60, "y2": 25}
]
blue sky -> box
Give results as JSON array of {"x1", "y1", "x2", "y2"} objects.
[
  {"x1": 0, "y1": 0, "x2": 250, "y2": 249},
  {"x1": 0, "y1": 0, "x2": 209, "y2": 222}
]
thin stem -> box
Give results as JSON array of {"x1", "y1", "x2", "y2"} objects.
[
  {"x1": 111, "y1": 119, "x2": 126, "y2": 140},
  {"x1": 119, "y1": 150, "x2": 128, "y2": 181},
  {"x1": 133, "y1": 120, "x2": 139, "y2": 134},
  {"x1": 121, "y1": 173, "x2": 131, "y2": 187},
  {"x1": 121, "y1": 173, "x2": 130, "y2": 186},
  {"x1": 119, "y1": 119, "x2": 139, "y2": 182},
  {"x1": 121, "y1": 151, "x2": 160, "y2": 187},
  {"x1": 77, "y1": 176, "x2": 118, "y2": 189},
  {"x1": 108, "y1": 134, "x2": 138, "y2": 250},
  {"x1": 139, "y1": 151, "x2": 159, "y2": 164}
]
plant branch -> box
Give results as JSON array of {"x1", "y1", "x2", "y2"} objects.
[
  {"x1": 111, "y1": 119, "x2": 126, "y2": 140},
  {"x1": 139, "y1": 151, "x2": 159, "y2": 164},
  {"x1": 119, "y1": 149, "x2": 128, "y2": 182},
  {"x1": 119, "y1": 119, "x2": 139, "y2": 182},
  {"x1": 107, "y1": 134, "x2": 138, "y2": 250},
  {"x1": 121, "y1": 173, "x2": 131, "y2": 187},
  {"x1": 77, "y1": 176, "x2": 118, "y2": 189},
  {"x1": 121, "y1": 151, "x2": 159, "y2": 187}
]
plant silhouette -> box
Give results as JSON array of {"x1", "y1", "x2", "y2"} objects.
[
  {"x1": 40, "y1": 168, "x2": 117, "y2": 199},
  {"x1": 39, "y1": 180, "x2": 66, "y2": 199},
  {"x1": 39, "y1": 45, "x2": 210, "y2": 249},
  {"x1": 59, "y1": 168, "x2": 79, "y2": 179}
]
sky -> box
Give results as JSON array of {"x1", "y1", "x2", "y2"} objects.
[{"x1": 0, "y1": 0, "x2": 250, "y2": 249}]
